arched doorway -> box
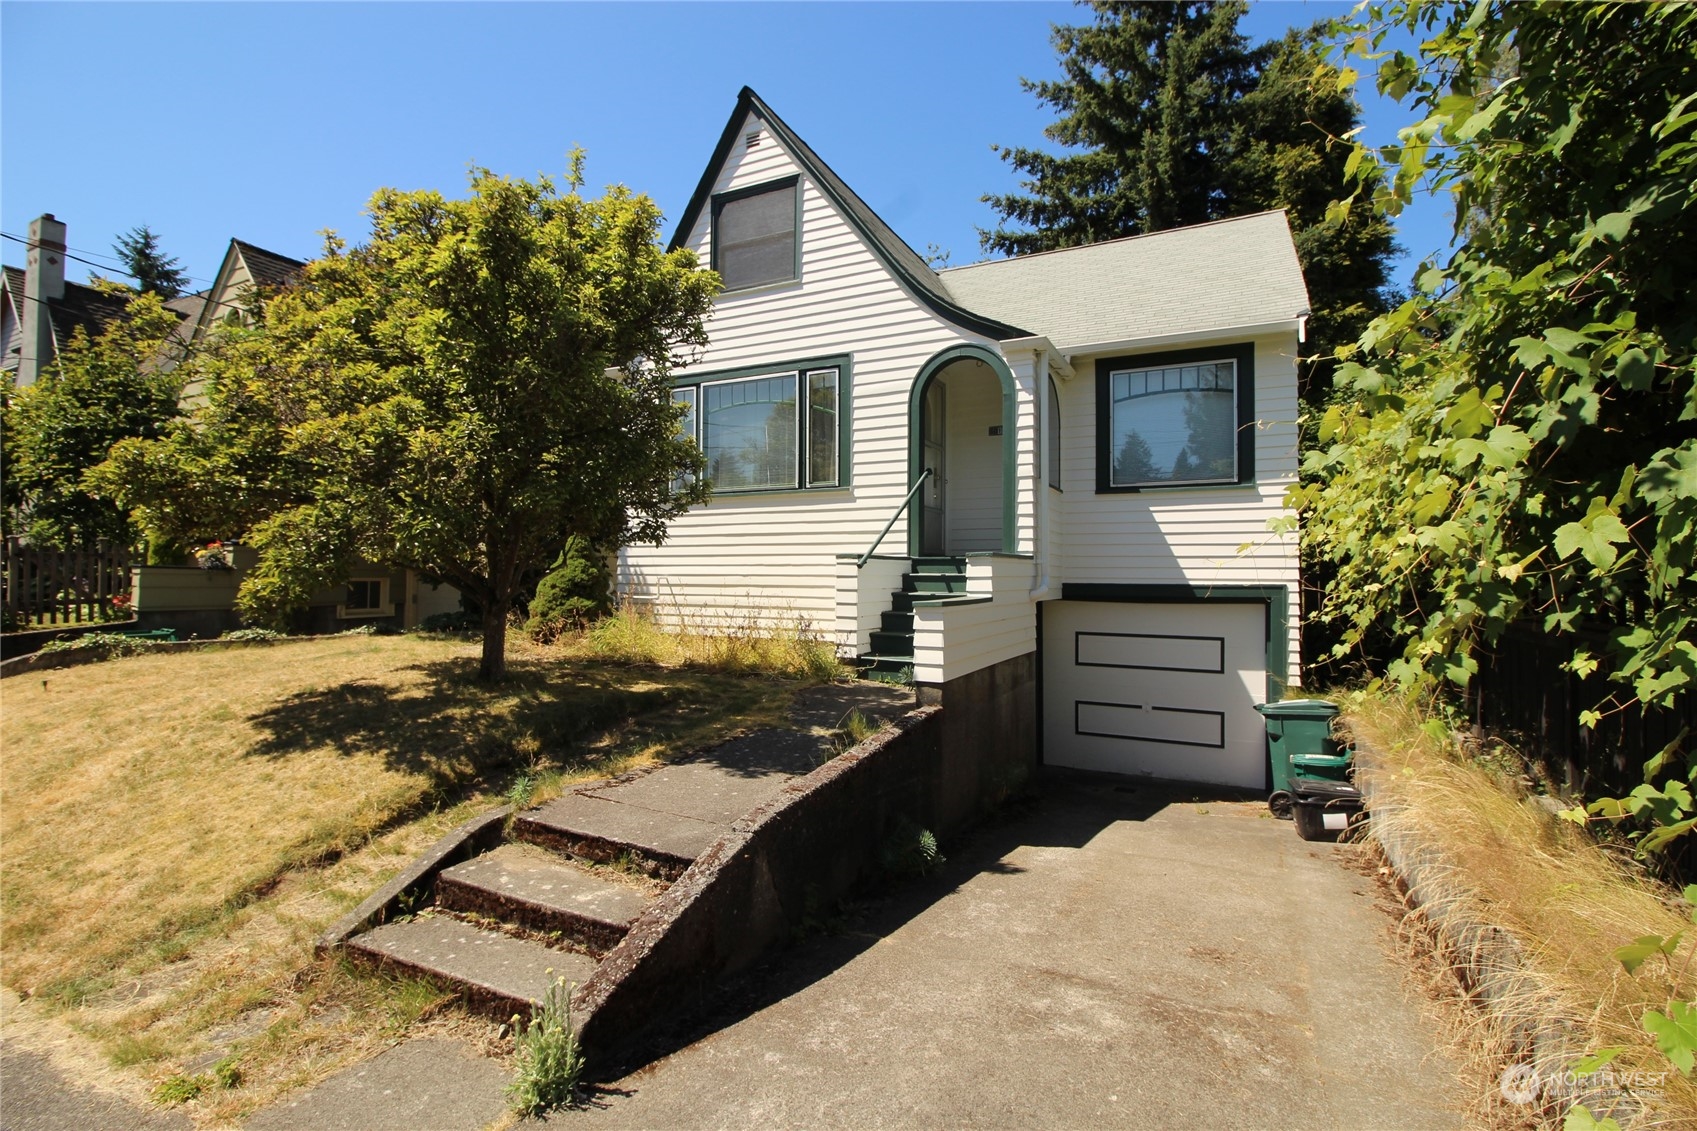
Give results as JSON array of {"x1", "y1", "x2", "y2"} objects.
[{"x1": 908, "y1": 345, "x2": 1017, "y2": 557}]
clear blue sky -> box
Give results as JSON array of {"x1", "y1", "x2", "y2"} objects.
[{"x1": 1, "y1": 1, "x2": 1450, "y2": 296}]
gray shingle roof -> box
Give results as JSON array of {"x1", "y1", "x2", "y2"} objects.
[
  {"x1": 938, "y1": 211, "x2": 1311, "y2": 354},
  {"x1": 232, "y1": 240, "x2": 305, "y2": 288}
]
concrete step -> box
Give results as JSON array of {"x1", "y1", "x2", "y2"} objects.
[
  {"x1": 435, "y1": 843, "x2": 654, "y2": 955},
  {"x1": 512, "y1": 794, "x2": 713, "y2": 881},
  {"x1": 346, "y1": 914, "x2": 599, "y2": 1020}
]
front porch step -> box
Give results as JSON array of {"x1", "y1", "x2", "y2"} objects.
[
  {"x1": 435, "y1": 843, "x2": 654, "y2": 955},
  {"x1": 909, "y1": 556, "x2": 967, "y2": 574},
  {"x1": 856, "y1": 654, "x2": 917, "y2": 675},
  {"x1": 868, "y1": 628, "x2": 914, "y2": 657},
  {"x1": 346, "y1": 914, "x2": 599, "y2": 1020},
  {"x1": 902, "y1": 572, "x2": 969, "y2": 594},
  {"x1": 880, "y1": 609, "x2": 914, "y2": 633}
]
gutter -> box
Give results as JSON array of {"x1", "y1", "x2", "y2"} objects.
[{"x1": 1061, "y1": 317, "x2": 1305, "y2": 365}]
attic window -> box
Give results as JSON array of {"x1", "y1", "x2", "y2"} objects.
[{"x1": 711, "y1": 176, "x2": 799, "y2": 292}]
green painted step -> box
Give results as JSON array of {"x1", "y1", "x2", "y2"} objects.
[
  {"x1": 903, "y1": 572, "x2": 969, "y2": 594},
  {"x1": 909, "y1": 556, "x2": 967, "y2": 574},
  {"x1": 868, "y1": 629, "x2": 914, "y2": 657}
]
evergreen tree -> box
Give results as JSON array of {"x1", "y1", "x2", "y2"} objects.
[
  {"x1": 112, "y1": 225, "x2": 188, "y2": 298},
  {"x1": 983, "y1": 2, "x2": 1397, "y2": 368}
]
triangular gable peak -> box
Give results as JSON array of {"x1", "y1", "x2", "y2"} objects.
[
  {"x1": 189, "y1": 238, "x2": 306, "y2": 342},
  {"x1": 669, "y1": 87, "x2": 1028, "y2": 341}
]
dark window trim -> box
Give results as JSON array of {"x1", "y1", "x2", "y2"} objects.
[
  {"x1": 1094, "y1": 342, "x2": 1255, "y2": 494},
  {"x1": 674, "y1": 352, "x2": 852, "y2": 494},
  {"x1": 710, "y1": 174, "x2": 801, "y2": 293}
]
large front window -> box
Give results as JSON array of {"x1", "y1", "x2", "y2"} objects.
[
  {"x1": 675, "y1": 358, "x2": 848, "y2": 493},
  {"x1": 1096, "y1": 345, "x2": 1253, "y2": 491}
]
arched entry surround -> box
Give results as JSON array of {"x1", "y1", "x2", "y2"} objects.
[{"x1": 907, "y1": 344, "x2": 1019, "y2": 557}]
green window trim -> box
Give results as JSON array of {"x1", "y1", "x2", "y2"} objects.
[
  {"x1": 907, "y1": 344, "x2": 1019, "y2": 556},
  {"x1": 673, "y1": 353, "x2": 852, "y2": 495},
  {"x1": 1095, "y1": 342, "x2": 1255, "y2": 494},
  {"x1": 710, "y1": 175, "x2": 802, "y2": 293}
]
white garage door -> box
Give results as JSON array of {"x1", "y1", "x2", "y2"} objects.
[{"x1": 1043, "y1": 600, "x2": 1268, "y2": 789}]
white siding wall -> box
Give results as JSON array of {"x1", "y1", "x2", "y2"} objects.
[
  {"x1": 0, "y1": 295, "x2": 18, "y2": 378},
  {"x1": 1052, "y1": 334, "x2": 1302, "y2": 683},
  {"x1": 835, "y1": 553, "x2": 908, "y2": 656},
  {"x1": 618, "y1": 111, "x2": 993, "y2": 631},
  {"x1": 937, "y1": 365, "x2": 1002, "y2": 553}
]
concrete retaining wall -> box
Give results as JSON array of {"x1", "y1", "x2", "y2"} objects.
[
  {"x1": 576, "y1": 704, "x2": 969, "y2": 1062},
  {"x1": 1358, "y1": 733, "x2": 1646, "y2": 1127},
  {"x1": 918, "y1": 650, "x2": 1037, "y2": 833}
]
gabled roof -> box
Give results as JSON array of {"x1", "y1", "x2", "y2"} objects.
[
  {"x1": 232, "y1": 240, "x2": 306, "y2": 288},
  {"x1": 1, "y1": 263, "x2": 134, "y2": 348},
  {"x1": 940, "y1": 211, "x2": 1312, "y2": 355},
  {"x1": 670, "y1": 87, "x2": 1031, "y2": 342},
  {"x1": 190, "y1": 238, "x2": 306, "y2": 340}
]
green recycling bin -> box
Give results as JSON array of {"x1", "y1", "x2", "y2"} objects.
[{"x1": 1253, "y1": 699, "x2": 1348, "y2": 818}]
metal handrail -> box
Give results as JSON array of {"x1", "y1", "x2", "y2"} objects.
[{"x1": 856, "y1": 467, "x2": 933, "y2": 569}]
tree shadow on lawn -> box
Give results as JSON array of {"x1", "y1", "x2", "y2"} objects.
[{"x1": 241, "y1": 657, "x2": 787, "y2": 788}]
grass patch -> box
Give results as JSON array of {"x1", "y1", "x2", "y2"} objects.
[
  {"x1": 506, "y1": 976, "x2": 583, "y2": 1116},
  {"x1": 1348, "y1": 690, "x2": 1697, "y2": 1126},
  {"x1": 0, "y1": 631, "x2": 811, "y2": 1121},
  {"x1": 563, "y1": 604, "x2": 844, "y2": 681}
]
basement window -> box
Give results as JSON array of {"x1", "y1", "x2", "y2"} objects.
[
  {"x1": 338, "y1": 577, "x2": 391, "y2": 619},
  {"x1": 712, "y1": 176, "x2": 799, "y2": 291}
]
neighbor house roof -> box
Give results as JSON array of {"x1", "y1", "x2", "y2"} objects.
[
  {"x1": 671, "y1": 87, "x2": 1031, "y2": 342},
  {"x1": 189, "y1": 238, "x2": 306, "y2": 340},
  {"x1": 938, "y1": 211, "x2": 1312, "y2": 355},
  {"x1": 2, "y1": 263, "x2": 137, "y2": 373}
]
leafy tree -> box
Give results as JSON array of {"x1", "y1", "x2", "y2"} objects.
[
  {"x1": 1292, "y1": 2, "x2": 1697, "y2": 839},
  {"x1": 982, "y1": 1, "x2": 1397, "y2": 364},
  {"x1": 101, "y1": 160, "x2": 717, "y2": 680},
  {"x1": 2, "y1": 288, "x2": 183, "y2": 547},
  {"x1": 112, "y1": 226, "x2": 188, "y2": 299}
]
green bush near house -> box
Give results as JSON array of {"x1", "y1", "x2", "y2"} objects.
[{"x1": 525, "y1": 538, "x2": 612, "y2": 644}]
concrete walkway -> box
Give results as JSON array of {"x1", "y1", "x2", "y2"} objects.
[{"x1": 558, "y1": 771, "x2": 1463, "y2": 1130}]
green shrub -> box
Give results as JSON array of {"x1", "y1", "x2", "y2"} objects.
[
  {"x1": 507, "y1": 977, "x2": 583, "y2": 1116},
  {"x1": 414, "y1": 609, "x2": 480, "y2": 633},
  {"x1": 526, "y1": 537, "x2": 611, "y2": 643},
  {"x1": 219, "y1": 628, "x2": 283, "y2": 643},
  {"x1": 36, "y1": 633, "x2": 158, "y2": 659}
]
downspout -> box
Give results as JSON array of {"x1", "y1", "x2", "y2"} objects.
[{"x1": 1029, "y1": 345, "x2": 1052, "y2": 601}]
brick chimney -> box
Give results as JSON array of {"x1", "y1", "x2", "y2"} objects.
[{"x1": 19, "y1": 213, "x2": 67, "y2": 387}]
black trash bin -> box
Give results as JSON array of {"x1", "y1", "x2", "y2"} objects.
[{"x1": 1292, "y1": 777, "x2": 1365, "y2": 842}]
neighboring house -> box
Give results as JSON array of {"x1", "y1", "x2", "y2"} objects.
[
  {"x1": 618, "y1": 88, "x2": 1310, "y2": 792},
  {"x1": 2, "y1": 215, "x2": 137, "y2": 387}
]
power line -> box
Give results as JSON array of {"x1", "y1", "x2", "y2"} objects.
[{"x1": 0, "y1": 231, "x2": 219, "y2": 288}]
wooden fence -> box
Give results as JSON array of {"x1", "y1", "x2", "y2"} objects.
[
  {"x1": 1471, "y1": 622, "x2": 1697, "y2": 880},
  {"x1": 1, "y1": 538, "x2": 138, "y2": 629}
]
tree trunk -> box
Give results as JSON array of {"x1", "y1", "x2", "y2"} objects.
[{"x1": 478, "y1": 600, "x2": 509, "y2": 681}]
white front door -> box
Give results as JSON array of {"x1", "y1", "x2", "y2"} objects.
[
  {"x1": 1043, "y1": 600, "x2": 1268, "y2": 789},
  {"x1": 921, "y1": 382, "x2": 946, "y2": 556}
]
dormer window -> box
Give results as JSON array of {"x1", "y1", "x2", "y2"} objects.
[{"x1": 712, "y1": 176, "x2": 799, "y2": 292}]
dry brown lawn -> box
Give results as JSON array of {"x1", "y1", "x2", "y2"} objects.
[{"x1": 0, "y1": 631, "x2": 804, "y2": 1122}]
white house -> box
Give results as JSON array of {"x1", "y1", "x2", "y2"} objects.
[{"x1": 618, "y1": 88, "x2": 1310, "y2": 793}]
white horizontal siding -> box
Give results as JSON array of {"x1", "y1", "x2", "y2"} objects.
[
  {"x1": 1052, "y1": 334, "x2": 1302, "y2": 684},
  {"x1": 912, "y1": 597, "x2": 1037, "y2": 684},
  {"x1": 620, "y1": 107, "x2": 994, "y2": 625}
]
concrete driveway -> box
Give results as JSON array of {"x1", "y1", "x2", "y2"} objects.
[{"x1": 561, "y1": 770, "x2": 1461, "y2": 1130}]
